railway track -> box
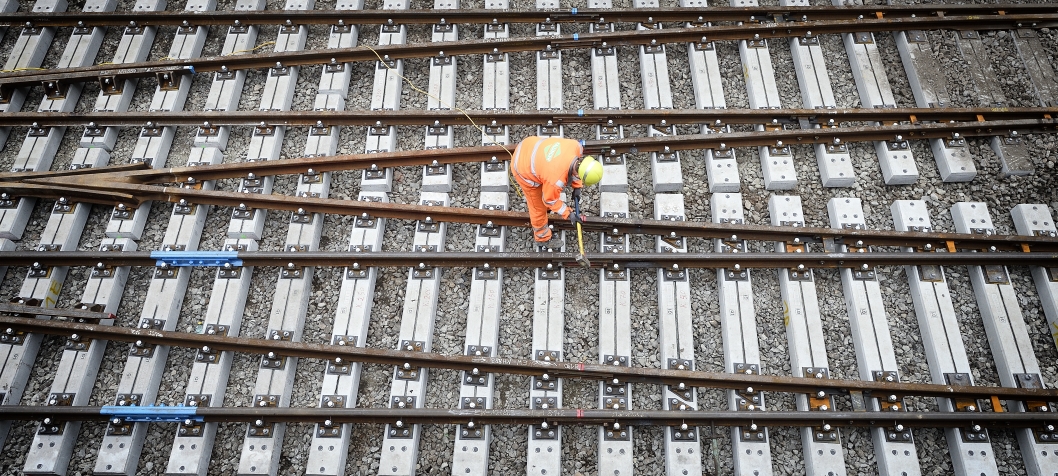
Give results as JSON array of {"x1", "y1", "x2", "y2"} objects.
[{"x1": 0, "y1": 0, "x2": 1056, "y2": 474}]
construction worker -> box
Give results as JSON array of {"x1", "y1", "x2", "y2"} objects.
[{"x1": 511, "y1": 135, "x2": 604, "y2": 246}]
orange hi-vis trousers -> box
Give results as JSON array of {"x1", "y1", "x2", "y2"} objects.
[{"x1": 511, "y1": 136, "x2": 584, "y2": 242}]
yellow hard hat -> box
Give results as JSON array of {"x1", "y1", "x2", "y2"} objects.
[{"x1": 577, "y1": 156, "x2": 603, "y2": 186}]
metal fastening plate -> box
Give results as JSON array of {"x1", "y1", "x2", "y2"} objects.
[
  {"x1": 128, "y1": 319, "x2": 164, "y2": 357},
  {"x1": 537, "y1": 21, "x2": 557, "y2": 32},
  {"x1": 215, "y1": 68, "x2": 235, "y2": 81},
  {"x1": 432, "y1": 54, "x2": 452, "y2": 66},
  {"x1": 532, "y1": 422, "x2": 559, "y2": 440},
  {"x1": 1004, "y1": 135, "x2": 1023, "y2": 146},
  {"x1": 536, "y1": 349, "x2": 561, "y2": 362},
  {"x1": 655, "y1": 151, "x2": 678, "y2": 163},
  {"x1": 532, "y1": 396, "x2": 557, "y2": 410},
  {"x1": 855, "y1": 32, "x2": 873, "y2": 44},
  {"x1": 396, "y1": 340, "x2": 425, "y2": 380},
  {"x1": 418, "y1": 219, "x2": 440, "y2": 233},
  {"x1": 886, "y1": 425, "x2": 913, "y2": 443},
  {"x1": 804, "y1": 367, "x2": 833, "y2": 413},
  {"x1": 726, "y1": 268, "x2": 749, "y2": 281},
  {"x1": 604, "y1": 378, "x2": 627, "y2": 398},
  {"x1": 475, "y1": 266, "x2": 497, "y2": 280},
  {"x1": 43, "y1": 80, "x2": 67, "y2": 99},
  {"x1": 604, "y1": 267, "x2": 627, "y2": 281},
  {"x1": 478, "y1": 222, "x2": 500, "y2": 237},
  {"x1": 798, "y1": 36, "x2": 819, "y2": 46},
  {"x1": 425, "y1": 163, "x2": 447, "y2": 175},
  {"x1": 538, "y1": 48, "x2": 559, "y2": 60},
  {"x1": 694, "y1": 41, "x2": 715, "y2": 51},
  {"x1": 269, "y1": 63, "x2": 290, "y2": 77},
  {"x1": 886, "y1": 140, "x2": 910, "y2": 151},
  {"x1": 595, "y1": 45, "x2": 615, "y2": 56},
  {"x1": 737, "y1": 384, "x2": 763, "y2": 412},
  {"x1": 174, "y1": 200, "x2": 195, "y2": 215},
  {"x1": 463, "y1": 367, "x2": 490, "y2": 386},
  {"x1": 38, "y1": 393, "x2": 74, "y2": 435},
  {"x1": 917, "y1": 264, "x2": 942, "y2": 282},
  {"x1": 670, "y1": 426, "x2": 698, "y2": 442},
  {"x1": 0, "y1": 194, "x2": 18, "y2": 208},
  {"x1": 486, "y1": 51, "x2": 506, "y2": 62},
  {"x1": 663, "y1": 268, "x2": 687, "y2": 281},
  {"x1": 984, "y1": 265, "x2": 1010, "y2": 285},
  {"x1": 643, "y1": 43, "x2": 665, "y2": 54},
  {"x1": 747, "y1": 38, "x2": 766, "y2": 48},
  {"x1": 28, "y1": 124, "x2": 49, "y2": 137},
  {"x1": 960, "y1": 30, "x2": 980, "y2": 39},
  {"x1": 247, "y1": 395, "x2": 279, "y2": 437},
  {"x1": 532, "y1": 375, "x2": 557, "y2": 391},
  {"x1": 316, "y1": 422, "x2": 342, "y2": 439},
  {"x1": 740, "y1": 425, "x2": 766, "y2": 442},
  {"x1": 327, "y1": 335, "x2": 356, "y2": 375},
  {"x1": 946, "y1": 137, "x2": 967, "y2": 148},
  {"x1": 64, "y1": 333, "x2": 91, "y2": 352},
  {"x1": 230, "y1": 204, "x2": 255, "y2": 220},
  {"x1": 290, "y1": 209, "x2": 312, "y2": 224},
  {"x1": 906, "y1": 30, "x2": 928, "y2": 43},
  {"x1": 603, "y1": 152, "x2": 624, "y2": 165},
  {"x1": 540, "y1": 124, "x2": 560, "y2": 136},
  {"x1": 157, "y1": 71, "x2": 182, "y2": 91},
  {"x1": 260, "y1": 330, "x2": 292, "y2": 369},
  {"x1": 813, "y1": 425, "x2": 839, "y2": 442},
  {"x1": 484, "y1": 158, "x2": 507, "y2": 173},
  {"x1": 538, "y1": 267, "x2": 561, "y2": 280},
  {"x1": 787, "y1": 268, "x2": 813, "y2": 281},
  {"x1": 0, "y1": 326, "x2": 26, "y2": 345},
  {"x1": 391, "y1": 395, "x2": 416, "y2": 410}
]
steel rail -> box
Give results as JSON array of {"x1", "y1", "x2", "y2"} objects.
[
  {"x1": 3, "y1": 175, "x2": 1058, "y2": 251},
  {"x1": 2, "y1": 15, "x2": 1055, "y2": 94},
  {"x1": 1, "y1": 119, "x2": 1055, "y2": 185},
  {"x1": 1, "y1": 5, "x2": 1055, "y2": 28},
  {"x1": 0, "y1": 406, "x2": 1052, "y2": 431},
  {"x1": 2, "y1": 251, "x2": 1057, "y2": 269},
  {"x1": 0, "y1": 314, "x2": 1053, "y2": 401},
  {"x1": 1, "y1": 107, "x2": 1055, "y2": 128}
]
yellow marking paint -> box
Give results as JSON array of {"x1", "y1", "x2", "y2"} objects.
[{"x1": 783, "y1": 301, "x2": 790, "y2": 327}]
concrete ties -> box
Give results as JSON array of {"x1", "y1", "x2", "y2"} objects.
[
  {"x1": 890, "y1": 200, "x2": 1000, "y2": 475},
  {"x1": 768, "y1": 195, "x2": 846, "y2": 475},
  {"x1": 895, "y1": 31, "x2": 978, "y2": 182},
  {"x1": 0, "y1": 0, "x2": 114, "y2": 454},
  {"x1": 954, "y1": 31, "x2": 1033, "y2": 178},
  {"x1": 379, "y1": 193, "x2": 450, "y2": 476},
  {"x1": 951, "y1": 202, "x2": 1058, "y2": 476},
  {"x1": 827, "y1": 197, "x2": 921, "y2": 476},
  {"x1": 1010, "y1": 205, "x2": 1058, "y2": 354}
]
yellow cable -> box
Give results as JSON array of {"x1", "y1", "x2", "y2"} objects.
[
  {"x1": 359, "y1": 43, "x2": 522, "y2": 197},
  {"x1": 225, "y1": 41, "x2": 276, "y2": 56}
]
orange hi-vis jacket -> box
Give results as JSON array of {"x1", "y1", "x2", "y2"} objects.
[{"x1": 511, "y1": 136, "x2": 584, "y2": 242}]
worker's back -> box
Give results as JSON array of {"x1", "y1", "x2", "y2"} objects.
[{"x1": 511, "y1": 136, "x2": 584, "y2": 187}]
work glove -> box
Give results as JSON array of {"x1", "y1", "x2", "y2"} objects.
[
  {"x1": 569, "y1": 212, "x2": 585, "y2": 227},
  {"x1": 572, "y1": 188, "x2": 582, "y2": 201}
]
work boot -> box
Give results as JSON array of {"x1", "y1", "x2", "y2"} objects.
[{"x1": 536, "y1": 236, "x2": 565, "y2": 252}]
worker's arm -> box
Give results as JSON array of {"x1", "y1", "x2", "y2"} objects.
[{"x1": 541, "y1": 180, "x2": 570, "y2": 218}]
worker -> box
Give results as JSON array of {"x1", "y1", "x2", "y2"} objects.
[{"x1": 510, "y1": 135, "x2": 603, "y2": 246}]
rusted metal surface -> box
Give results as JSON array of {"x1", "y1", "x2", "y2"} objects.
[
  {"x1": 0, "y1": 107, "x2": 1054, "y2": 128},
  {"x1": 0, "y1": 314, "x2": 1053, "y2": 401},
  {"x1": 1, "y1": 5, "x2": 1055, "y2": 28},
  {"x1": 0, "y1": 406, "x2": 1052, "y2": 430},
  {"x1": 1, "y1": 250, "x2": 1057, "y2": 268},
  {"x1": 2, "y1": 15, "x2": 1056, "y2": 95}
]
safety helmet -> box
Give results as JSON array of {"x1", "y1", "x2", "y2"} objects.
[{"x1": 577, "y1": 156, "x2": 603, "y2": 186}]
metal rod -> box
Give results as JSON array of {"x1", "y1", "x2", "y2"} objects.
[
  {"x1": 1, "y1": 5, "x2": 1055, "y2": 28},
  {"x1": 0, "y1": 406, "x2": 1052, "y2": 430},
  {"x1": 2, "y1": 15, "x2": 1055, "y2": 92},
  {"x1": 2, "y1": 251, "x2": 1057, "y2": 268},
  {"x1": 0, "y1": 107, "x2": 1054, "y2": 128},
  {"x1": 0, "y1": 314, "x2": 1052, "y2": 400}
]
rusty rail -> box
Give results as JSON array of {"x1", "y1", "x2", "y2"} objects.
[
  {"x1": 2, "y1": 15, "x2": 1056, "y2": 96},
  {"x1": 1, "y1": 5, "x2": 1055, "y2": 28},
  {"x1": 0, "y1": 313, "x2": 1053, "y2": 401},
  {"x1": 0, "y1": 406, "x2": 1052, "y2": 431},
  {"x1": 0, "y1": 107, "x2": 1054, "y2": 128},
  {"x1": 2, "y1": 250, "x2": 1057, "y2": 269}
]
